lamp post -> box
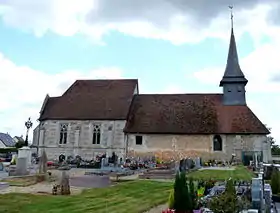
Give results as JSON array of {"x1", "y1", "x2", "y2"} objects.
[{"x1": 24, "y1": 117, "x2": 33, "y2": 146}]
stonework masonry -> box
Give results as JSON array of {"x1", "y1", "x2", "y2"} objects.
[
  {"x1": 34, "y1": 120, "x2": 126, "y2": 160},
  {"x1": 33, "y1": 120, "x2": 271, "y2": 163},
  {"x1": 126, "y1": 134, "x2": 271, "y2": 162}
]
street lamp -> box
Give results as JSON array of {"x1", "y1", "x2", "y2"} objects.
[{"x1": 24, "y1": 117, "x2": 33, "y2": 146}]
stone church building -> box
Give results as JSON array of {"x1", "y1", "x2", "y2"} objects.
[{"x1": 33, "y1": 25, "x2": 271, "y2": 163}]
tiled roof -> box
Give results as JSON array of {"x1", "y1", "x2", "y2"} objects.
[
  {"x1": 39, "y1": 79, "x2": 138, "y2": 121},
  {"x1": 124, "y1": 94, "x2": 269, "y2": 134},
  {"x1": 0, "y1": 133, "x2": 16, "y2": 147}
]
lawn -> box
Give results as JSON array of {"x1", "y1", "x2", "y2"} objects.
[
  {"x1": 187, "y1": 166, "x2": 255, "y2": 181},
  {"x1": 0, "y1": 180, "x2": 172, "y2": 213}
]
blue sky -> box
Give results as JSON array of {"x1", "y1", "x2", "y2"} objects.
[{"x1": 0, "y1": 1, "x2": 279, "y2": 143}]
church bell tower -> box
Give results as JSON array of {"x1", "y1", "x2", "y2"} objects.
[{"x1": 219, "y1": 7, "x2": 248, "y2": 105}]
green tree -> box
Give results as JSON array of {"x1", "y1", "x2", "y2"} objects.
[
  {"x1": 15, "y1": 141, "x2": 25, "y2": 149},
  {"x1": 271, "y1": 169, "x2": 280, "y2": 194},
  {"x1": 266, "y1": 126, "x2": 280, "y2": 155},
  {"x1": 173, "y1": 171, "x2": 192, "y2": 212},
  {"x1": 209, "y1": 179, "x2": 239, "y2": 213},
  {"x1": 189, "y1": 177, "x2": 197, "y2": 210}
]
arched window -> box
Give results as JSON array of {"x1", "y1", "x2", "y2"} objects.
[
  {"x1": 59, "y1": 124, "x2": 68, "y2": 144},
  {"x1": 213, "y1": 135, "x2": 223, "y2": 151},
  {"x1": 93, "y1": 124, "x2": 101, "y2": 144}
]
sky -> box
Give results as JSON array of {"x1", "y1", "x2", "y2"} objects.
[{"x1": 0, "y1": 0, "x2": 279, "y2": 143}]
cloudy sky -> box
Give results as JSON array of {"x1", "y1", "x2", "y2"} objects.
[{"x1": 0, "y1": 0, "x2": 279, "y2": 143}]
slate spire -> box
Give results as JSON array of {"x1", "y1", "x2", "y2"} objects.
[
  {"x1": 219, "y1": 7, "x2": 248, "y2": 86},
  {"x1": 220, "y1": 6, "x2": 248, "y2": 105}
]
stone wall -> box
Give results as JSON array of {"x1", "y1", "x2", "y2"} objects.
[
  {"x1": 35, "y1": 120, "x2": 126, "y2": 160},
  {"x1": 126, "y1": 134, "x2": 271, "y2": 162}
]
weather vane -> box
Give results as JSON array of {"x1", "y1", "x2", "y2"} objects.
[{"x1": 229, "y1": 5, "x2": 233, "y2": 28}]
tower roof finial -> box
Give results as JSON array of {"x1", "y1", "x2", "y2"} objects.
[
  {"x1": 219, "y1": 5, "x2": 248, "y2": 87},
  {"x1": 229, "y1": 5, "x2": 233, "y2": 29}
]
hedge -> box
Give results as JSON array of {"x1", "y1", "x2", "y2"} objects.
[{"x1": 0, "y1": 148, "x2": 18, "y2": 153}]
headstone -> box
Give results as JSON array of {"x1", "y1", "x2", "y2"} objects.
[
  {"x1": 195, "y1": 157, "x2": 201, "y2": 169},
  {"x1": 18, "y1": 147, "x2": 32, "y2": 167},
  {"x1": 0, "y1": 162, "x2": 8, "y2": 179},
  {"x1": 264, "y1": 183, "x2": 272, "y2": 212},
  {"x1": 186, "y1": 158, "x2": 193, "y2": 169},
  {"x1": 39, "y1": 149, "x2": 48, "y2": 174},
  {"x1": 179, "y1": 159, "x2": 184, "y2": 172},
  {"x1": 16, "y1": 157, "x2": 28, "y2": 176},
  {"x1": 0, "y1": 162, "x2": 4, "y2": 171},
  {"x1": 101, "y1": 158, "x2": 106, "y2": 169},
  {"x1": 251, "y1": 177, "x2": 263, "y2": 211},
  {"x1": 59, "y1": 171, "x2": 70, "y2": 195}
]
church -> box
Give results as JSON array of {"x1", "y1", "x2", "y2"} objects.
[{"x1": 32, "y1": 22, "x2": 271, "y2": 163}]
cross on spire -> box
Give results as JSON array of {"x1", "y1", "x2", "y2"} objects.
[{"x1": 229, "y1": 5, "x2": 233, "y2": 29}]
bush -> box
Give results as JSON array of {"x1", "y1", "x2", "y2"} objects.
[
  {"x1": 0, "y1": 148, "x2": 18, "y2": 153},
  {"x1": 271, "y1": 169, "x2": 280, "y2": 194},
  {"x1": 173, "y1": 172, "x2": 192, "y2": 212},
  {"x1": 168, "y1": 189, "x2": 174, "y2": 209}
]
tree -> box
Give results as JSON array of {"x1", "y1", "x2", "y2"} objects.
[
  {"x1": 265, "y1": 126, "x2": 280, "y2": 155},
  {"x1": 189, "y1": 177, "x2": 197, "y2": 210},
  {"x1": 15, "y1": 141, "x2": 25, "y2": 149},
  {"x1": 173, "y1": 171, "x2": 192, "y2": 212},
  {"x1": 271, "y1": 169, "x2": 280, "y2": 194},
  {"x1": 209, "y1": 179, "x2": 239, "y2": 213}
]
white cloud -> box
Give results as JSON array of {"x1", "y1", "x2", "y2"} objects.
[
  {"x1": 0, "y1": 1, "x2": 279, "y2": 45},
  {"x1": 193, "y1": 41, "x2": 280, "y2": 93},
  {"x1": 0, "y1": 52, "x2": 123, "y2": 139}
]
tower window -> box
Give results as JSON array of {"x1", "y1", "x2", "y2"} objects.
[
  {"x1": 213, "y1": 135, "x2": 223, "y2": 151},
  {"x1": 237, "y1": 86, "x2": 242, "y2": 92}
]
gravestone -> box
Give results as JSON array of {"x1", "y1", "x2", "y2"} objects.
[
  {"x1": 60, "y1": 171, "x2": 70, "y2": 195},
  {"x1": 18, "y1": 147, "x2": 32, "y2": 167},
  {"x1": 16, "y1": 157, "x2": 28, "y2": 176},
  {"x1": 186, "y1": 158, "x2": 193, "y2": 170},
  {"x1": 251, "y1": 177, "x2": 263, "y2": 211},
  {"x1": 195, "y1": 157, "x2": 201, "y2": 169},
  {"x1": 264, "y1": 183, "x2": 272, "y2": 212},
  {"x1": 179, "y1": 159, "x2": 185, "y2": 172},
  {"x1": 101, "y1": 158, "x2": 106, "y2": 169},
  {"x1": 0, "y1": 162, "x2": 8, "y2": 179},
  {"x1": 39, "y1": 149, "x2": 48, "y2": 174},
  {"x1": 0, "y1": 162, "x2": 3, "y2": 172}
]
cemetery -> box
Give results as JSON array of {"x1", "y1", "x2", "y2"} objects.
[{"x1": 0, "y1": 148, "x2": 279, "y2": 213}]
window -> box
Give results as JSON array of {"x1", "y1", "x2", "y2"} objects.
[
  {"x1": 136, "y1": 136, "x2": 143, "y2": 145},
  {"x1": 93, "y1": 124, "x2": 101, "y2": 144},
  {"x1": 213, "y1": 135, "x2": 222, "y2": 151},
  {"x1": 59, "y1": 124, "x2": 68, "y2": 144}
]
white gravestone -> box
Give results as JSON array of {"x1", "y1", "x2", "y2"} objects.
[{"x1": 18, "y1": 147, "x2": 32, "y2": 167}]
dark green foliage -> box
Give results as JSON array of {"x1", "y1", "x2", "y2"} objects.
[
  {"x1": 168, "y1": 189, "x2": 174, "y2": 209},
  {"x1": 0, "y1": 148, "x2": 18, "y2": 153},
  {"x1": 15, "y1": 141, "x2": 25, "y2": 149},
  {"x1": 173, "y1": 171, "x2": 192, "y2": 212},
  {"x1": 271, "y1": 169, "x2": 280, "y2": 194},
  {"x1": 208, "y1": 179, "x2": 248, "y2": 213},
  {"x1": 189, "y1": 177, "x2": 197, "y2": 210},
  {"x1": 225, "y1": 178, "x2": 236, "y2": 195}
]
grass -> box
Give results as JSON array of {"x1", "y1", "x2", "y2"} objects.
[
  {"x1": 0, "y1": 180, "x2": 172, "y2": 213},
  {"x1": 187, "y1": 166, "x2": 255, "y2": 181}
]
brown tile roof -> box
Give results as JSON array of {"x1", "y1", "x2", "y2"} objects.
[
  {"x1": 124, "y1": 94, "x2": 269, "y2": 134},
  {"x1": 39, "y1": 79, "x2": 138, "y2": 121}
]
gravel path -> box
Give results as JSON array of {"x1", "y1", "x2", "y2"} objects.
[
  {"x1": 0, "y1": 182, "x2": 83, "y2": 195},
  {"x1": 144, "y1": 204, "x2": 167, "y2": 213}
]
